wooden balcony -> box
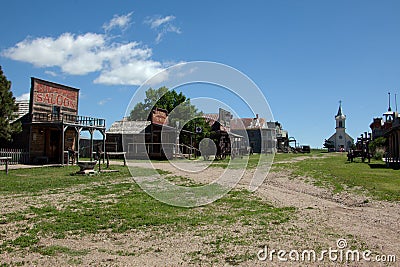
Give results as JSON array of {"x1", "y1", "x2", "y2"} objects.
[{"x1": 31, "y1": 112, "x2": 105, "y2": 128}]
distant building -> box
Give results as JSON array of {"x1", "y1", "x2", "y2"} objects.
[
  {"x1": 370, "y1": 118, "x2": 386, "y2": 140},
  {"x1": 369, "y1": 94, "x2": 400, "y2": 167},
  {"x1": 370, "y1": 96, "x2": 396, "y2": 140},
  {"x1": 269, "y1": 121, "x2": 289, "y2": 152},
  {"x1": 384, "y1": 113, "x2": 400, "y2": 166},
  {"x1": 106, "y1": 108, "x2": 177, "y2": 159},
  {"x1": 327, "y1": 102, "x2": 354, "y2": 151},
  {"x1": 13, "y1": 100, "x2": 30, "y2": 120},
  {"x1": 230, "y1": 114, "x2": 279, "y2": 153},
  {"x1": 202, "y1": 108, "x2": 242, "y2": 158}
]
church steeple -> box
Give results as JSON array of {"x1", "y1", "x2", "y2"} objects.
[
  {"x1": 336, "y1": 100, "x2": 343, "y2": 117},
  {"x1": 335, "y1": 101, "x2": 346, "y2": 129}
]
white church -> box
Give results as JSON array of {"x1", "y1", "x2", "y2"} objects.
[{"x1": 327, "y1": 102, "x2": 354, "y2": 151}]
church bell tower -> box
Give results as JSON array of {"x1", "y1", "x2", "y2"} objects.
[
  {"x1": 326, "y1": 101, "x2": 354, "y2": 151},
  {"x1": 335, "y1": 101, "x2": 347, "y2": 150}
]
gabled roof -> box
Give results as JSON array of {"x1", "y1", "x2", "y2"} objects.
[
  {"x1": 202, "y1": 114, "x2": 219, "y2": 127},
  {"x1": 230, "y1": 118, "x2": 253, "y2": 130},
  {"x1": 106, "y1": 120, "x2": 150, "y2": 134},
  {"x1": 230, "y1": 117, "x2": 270, "y2": 130},
  {"x1": 202, "y1": 113, "x2": 230, "y2": 132}
]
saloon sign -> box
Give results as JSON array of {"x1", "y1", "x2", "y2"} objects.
[
  {"x1": 33, "y1": 79, "x2": 78, "y2": 111},
  {"x1": 151, "y1": 108, "x2": 168, "y2": 125}
]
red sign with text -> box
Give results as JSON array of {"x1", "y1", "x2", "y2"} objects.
[
  {"x1": 33, "y1": 81, "x2": 78, "y2": 111},
  {"x1": 151, "y1": 108, "x2": 168, "y2": 125}
]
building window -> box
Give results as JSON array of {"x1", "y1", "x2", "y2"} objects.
[
  {"x1": 52, "y1": 106, "x2": 60, "y2": 120},
  {"x1": 339, "y1": 135, "x2": 343, "y2": 139},
  {"x1": 52, "y1": 106, "x2": 60, "y2": 115},
  {"x1": 338, "y1": 121, "x2": 343, "y2": 128}
]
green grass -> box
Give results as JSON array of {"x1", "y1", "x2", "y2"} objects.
[
  {"x1": 0, "y1": 164, "x2": 157, "y2": 195},
  {"x1": 273, "y1": 149, "x2": 326, "y2": 162},
  {"x1": 0, "y1": 165, "x2": 295, "y2": 258},
  {"x1": 209, "y1": 154, "x2": 274, "y2": 170},
  {"x1": 31, "y1": 245, "x2": 88, "y2": 256},
  {"x1": 207, "y1": 150, "x2": 326, "y2": 170},
  {"x1": 279, "y1": 152, "x2": 400, "y2": 201}
]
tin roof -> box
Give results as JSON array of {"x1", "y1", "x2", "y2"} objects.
[{"x1": 106, "y1": 120, "x2": 150, "y2": 134}]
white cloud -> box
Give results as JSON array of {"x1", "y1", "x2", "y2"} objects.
[
  {"x1": 146, "y1": 15, "x2": 176, "y2": 29},
  {"x1": 155, "y1": 25, "x2": 182, "y2": 43},
  {"x1": 94, "y1": 60, "x2": 164, "y2": 85},
  {"x1": 145, "y1": 15, "x2": 182, "y2": 43},
  {"x1": 16, "y1": 92, "x2": 30, "y2": 101},
  {"x1": 3, "y1": 32, "x2": 105, "y2": 75},
  {"x1": 103, "y1": 12, "x2": 133, "y2": 32},
  {"x1": 44, "y1": 70, "x2": 58, "y2": 77},
  {"x1": 2, "y1": 13, "x2": 172, "y2": 86},
  {"x1": 98, "y1": 97, "x2": 112, "y2": 105}
]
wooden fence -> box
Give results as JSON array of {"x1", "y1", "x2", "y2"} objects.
[{"x1": 0, "y1": 148, "x2": 29, "y2": 165}]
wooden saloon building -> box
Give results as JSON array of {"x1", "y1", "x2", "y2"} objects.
[{"x1": 11, "y1": 78, "x2": 106, "y2": 164}]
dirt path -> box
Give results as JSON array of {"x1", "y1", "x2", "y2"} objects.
[{"x1": 257, "y1": 171, "x2": 400, "y2": 261}]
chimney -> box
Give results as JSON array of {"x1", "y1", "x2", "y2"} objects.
[{"x1": 255, "y1": 114, "x2": 259, "y2": 119}]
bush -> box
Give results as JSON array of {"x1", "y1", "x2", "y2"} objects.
[
  {"x1": 369, "y1": 137, "x2": 387, "y2": 160},
  {"x1": 373, "y1": 147, "x2": 385, "y2": 160}
]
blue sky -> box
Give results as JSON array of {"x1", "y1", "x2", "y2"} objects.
[{"x1": 1, "y1": 0, "x2": 399, "y2": 148}]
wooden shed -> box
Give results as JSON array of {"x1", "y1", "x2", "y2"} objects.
[{"x1": 106, "y1": 108, "x2": 177, "y2": 159}]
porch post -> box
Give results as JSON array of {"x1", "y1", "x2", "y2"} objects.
[
  {"x1": 76, "y1": 127, "x2": 82, "y2": 162},
  {"x1": 89, "y1": 128, "x2": 94, "y2": 161},
  {"x1": 61, "y1": 124, "x2": 65, "y2": 166},
  {"x1": 102, "y1": 129, "x2": 106, "y2": 164}
]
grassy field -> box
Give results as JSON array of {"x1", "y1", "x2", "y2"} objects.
[
  {"x1": 208, "y1": 150, "x2": 400, "y2": 201},
  {"x1": 0, "y1": 164, "x2": 161, "y2": 195},
  {"x1": 274, "y1": 151, "x2": 400, "y2": 201},
  {"x1": 0, "y1": 164, "x2": 294, "y2": 265}
]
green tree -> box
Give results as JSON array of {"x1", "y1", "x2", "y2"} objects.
[
  {"x1": 323, "y1": 139, "x2": 335, "y2": 150},
  {"x1": 129, "y1": 86, "x2": 198, "y2": 126},
  {"x1": 128, "y1": 86, "x2": 212, "y2": 148},
  {"x1": 0, "y1": 66, "x2": 21, "y2": 142},
  {"x1": 128, "y1": 87, "x2": 184, "y2": 121}
]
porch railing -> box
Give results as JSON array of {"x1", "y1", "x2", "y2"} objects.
[{"x1": 31, "y1": 112, "x2": 105, "y2": 127}]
